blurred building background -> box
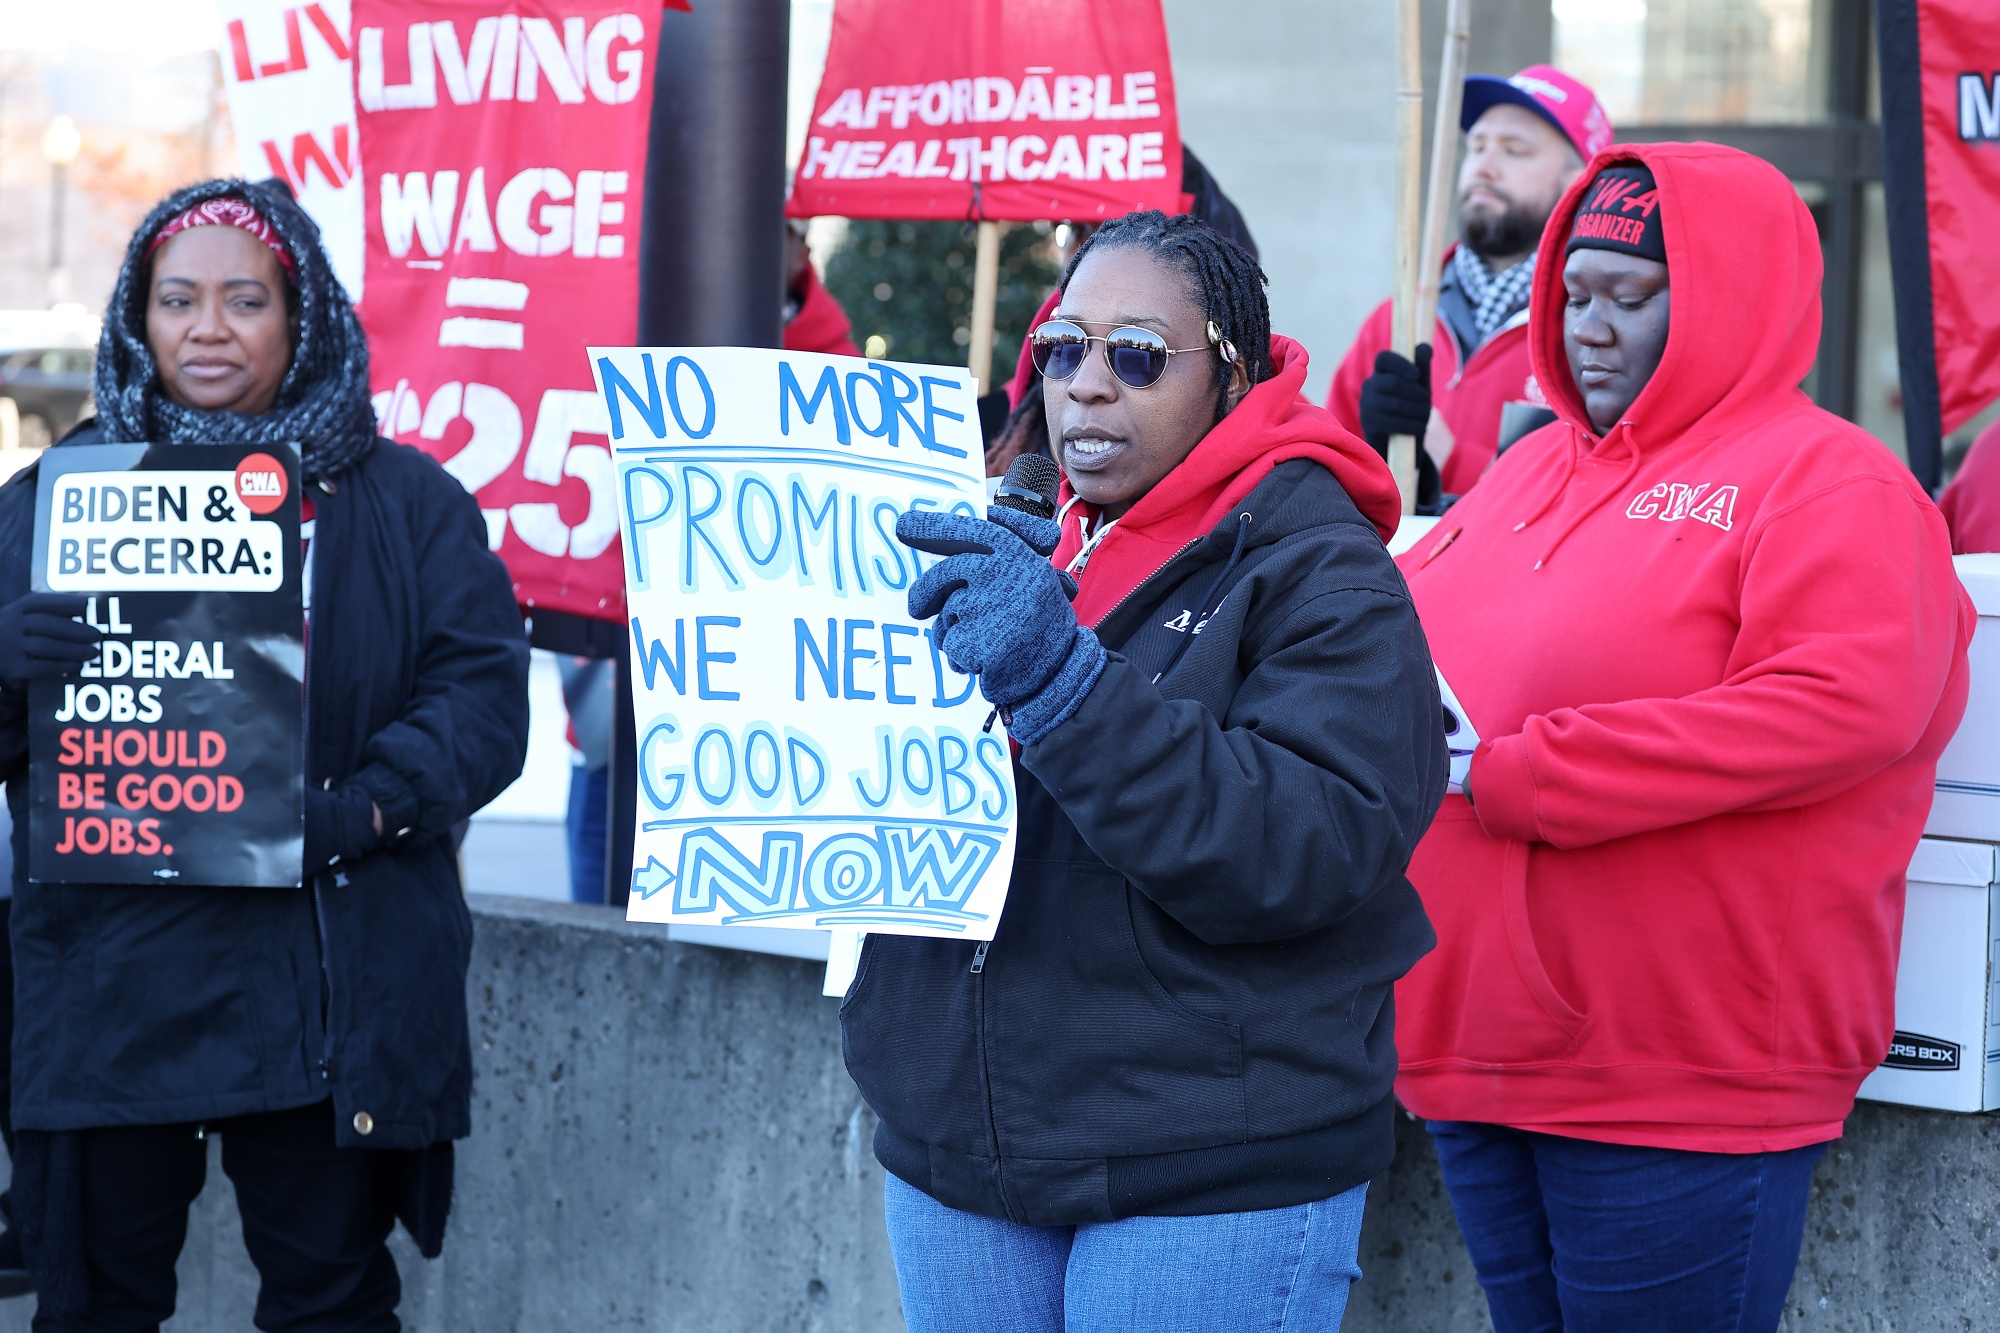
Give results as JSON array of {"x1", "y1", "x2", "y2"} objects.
[
  {"x1": 0, "y1": 2, "x2": 230, "y2": 313},
  {"x1": 0, "y1": 1, "x2": 225, "y2": 466}
]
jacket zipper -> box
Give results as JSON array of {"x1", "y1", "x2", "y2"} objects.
[
  {"x1": 1442, "y1": 315, "x2": 1470, "y2": 392},
  {"x1": 1453, "y1": 321, "x2": 1518, "y2": 388},
  {"x1": 958, "y1": 529, "x2": 1216, "y2": 1216},
  {"x1": 976, "y1": 533, "x2": 1217, "y2": 977},
  {"x1": 957, "y1": 531, "x2": 1218, "y2": 1219},
  {"x1": 304, "y1": 486, "x2": 334, "y2": 1087},
  {"x1": 971, "y1": 940, "x2": 1008, "y2": 1212},
  {"x1": 1091, "y1": 537, "x2": 1206, "y2": 638},
  {"x1": 972, "y1": 535, "x2": 1210, "y2": 984},
  {"x1": 312, "y1": 877, "x2": 336, "y2": 1084}
]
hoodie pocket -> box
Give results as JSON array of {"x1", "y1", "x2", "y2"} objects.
[{"x1": 1400, "y1": 802, "x2": 1589, "y2": 1066}]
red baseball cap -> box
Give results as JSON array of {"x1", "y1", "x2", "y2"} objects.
[{"x1": 1460, "y1": 65, "x2": 1614, "y2": 162}]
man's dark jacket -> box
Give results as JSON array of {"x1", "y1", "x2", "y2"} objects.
[
  {"x1": 842, "y1": 459, "x2": 1447, "y2": 1225},
  {"x1": 0, "y1": 427, "x2": 528, "y2": 1152}
]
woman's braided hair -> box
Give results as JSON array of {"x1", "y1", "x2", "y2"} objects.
[{"x1": 1062, "y1": 209, "x2": 1274, "y2": 395}]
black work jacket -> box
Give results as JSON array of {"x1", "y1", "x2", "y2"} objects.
[
  {"x1": 842, "y1": 459, "x2": 1447, "y2": 1225},
  {"x1": 0, "y1": 427, "x2": 529, "y2": 1149}
]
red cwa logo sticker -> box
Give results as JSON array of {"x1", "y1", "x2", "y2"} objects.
[{"x1": 233, "y1": 453, "x2": 288, "y2": 515}]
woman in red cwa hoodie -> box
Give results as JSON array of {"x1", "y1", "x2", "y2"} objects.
[{"x1": 1398, "y1": 144, "x2": 1972, "y2": 1330}]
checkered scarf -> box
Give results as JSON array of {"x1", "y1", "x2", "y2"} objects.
[{"x1": 1451, "y1": 245, "x2": 1536, "y2": 341}]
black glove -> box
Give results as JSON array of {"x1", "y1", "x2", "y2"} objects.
[
  {"x1": 1358, "y1": 346, "x2": 1433, "y2": 456},
  {"x1": 1358, "y1": 346, "x2": 1443, "y2": 513},
  {"x1": 304, "y1": 784, "x2": 381, "y2": 874},
  {"x1": 0, "y1": 593, "x2": 104, "y2": 686}
]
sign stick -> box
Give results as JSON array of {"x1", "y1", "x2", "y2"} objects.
[
  {"x1": 1388, "y1": 0, "x2": 1425, "y2": 515},
  {"x1": 1416, "y1": 0, "x2": 1472, "y2": 344},
  {"x1": 968, "y1": 219, "x2": 1002, "y2": 395}
]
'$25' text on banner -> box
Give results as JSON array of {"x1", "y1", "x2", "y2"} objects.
[{"x1": 356, "y1": 0, "x2": 654, "y2": 624}]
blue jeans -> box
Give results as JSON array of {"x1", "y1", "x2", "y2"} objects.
[
  {"x1": 883, "y1": 1171, "x2": 1367, "y2": 1332},
  {"x1": 565, "y1": 764, "x2": 609, "y2": 904},
  {"x1": 1428, "y1": 1121, "x2": 1827, "y2": 1333}
]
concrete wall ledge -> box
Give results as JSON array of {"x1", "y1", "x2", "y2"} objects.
[{"x1": 0, "y1": 893, "x2": 1987, "y2": 1331}]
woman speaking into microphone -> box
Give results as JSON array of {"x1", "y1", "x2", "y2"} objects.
[
  {"x1": 0, "y1": 179, "x2": 527, "y2": 1329},
  {"x1": 841, "y1": 211, "x2": 1447, "y2": 1330}
]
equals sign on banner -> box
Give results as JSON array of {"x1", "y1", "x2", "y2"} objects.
[{"x1": 439, "y1": 277, "x2": 529, "y2": 351}]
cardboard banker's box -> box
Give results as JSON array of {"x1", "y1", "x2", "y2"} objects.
[{"x1": 1858, "y1": 837, "x2": 2000, "y2": 1113}]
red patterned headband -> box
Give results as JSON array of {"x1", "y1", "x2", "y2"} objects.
[{"x1": 145, "y1": 196, "x2": 297, "y2": 280}]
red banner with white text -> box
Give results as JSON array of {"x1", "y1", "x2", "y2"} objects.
[
  {"x1": 1878, "y1": 0, "x2": 2000, "y2": 489},
  {"x1": 788, "y1": 0, "x2": 1180, "y2": 222},
  {"x1": 217, "y1": 0, "x2": 365, "y2": 299},
  {"x1": 1914, "y1": 2, "x2": 2000, "y2": 434},
  {"x1": 353, "y1": 0, "x2": 653, "y2": 622}
]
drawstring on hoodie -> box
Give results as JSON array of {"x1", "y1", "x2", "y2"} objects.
[
  {"x1": 1060, "y1": 495, "x2": 1120, "y2": 576},
  {"x1": 1512, "y1": 435, "x2": 1581, "y2": 537},
  {"x1": 1152, "y1": 512, "x2": 1253, "y2": 684},
  {"x1": 1513, "y1": 423, "x2": 1647, "y2": 570}
]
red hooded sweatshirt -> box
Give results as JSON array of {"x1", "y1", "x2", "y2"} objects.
[
  {"x1": 1006, "y1": 290, "x2": 1063, "y2": 409},
  {"x1": 1050, "y1": 336, "x2": 1400, "y2": 620},
  {"x1": 1938, "y1": 419, "x2": 2000, "y2": 554},
  {"x1": 1394, "y1": 143, "x2": 1974, "y2": 1153},
  {"x1": 1326, "y1": 252, "x2": 1544, "y2": 497},
  {"x1": 782, "y1": 263, "x2": 861, "y2": 358}
]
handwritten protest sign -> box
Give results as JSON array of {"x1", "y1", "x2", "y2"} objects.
[
  {"x1": 29, "y1": 444, "x2": 305, "y2": 887},
  {"x1": 592, "y1": 346, "x2": 1016, "y2": 940}
]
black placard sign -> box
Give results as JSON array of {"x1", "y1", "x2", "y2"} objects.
[{"x1": 28, "y1": 443, "x2": 304, "y2": 886}]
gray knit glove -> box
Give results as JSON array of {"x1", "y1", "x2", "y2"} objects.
[{"x1": 897, "y1": 507, "x2": 1107, "y2": 745}]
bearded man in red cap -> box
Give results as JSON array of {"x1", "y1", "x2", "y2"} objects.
[{"x1": 1328, "y1": 66, "x2": 1613, "y2": 510}]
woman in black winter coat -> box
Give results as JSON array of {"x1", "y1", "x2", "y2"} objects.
[
  {"x1": 0, "y1": 179, "x2": 528, "y2": 1331},
  {"x1": 846, "y1": 212, "x2": 1446, "y2": 1330}
]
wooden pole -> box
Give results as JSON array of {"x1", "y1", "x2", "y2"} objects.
[
  {"x1": 1388, "y1": 0, "x2": 1424, "y2": 515},
  {"x1": 1416, "y1": 0, "x2": 1472, "y2": 343},
  {"x1": 968, "y1": 220, "x2": 1002, "y2": 394}
]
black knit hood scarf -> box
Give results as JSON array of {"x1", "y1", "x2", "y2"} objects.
[{"x1": 93, "y1": 177, "x2": 377, "y2": 484}]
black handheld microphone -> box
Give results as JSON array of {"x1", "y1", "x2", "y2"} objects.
[
  {"x1": 988, "y1": 453, "x2": 1076, "y2": 599},
  {"x1": 991, "y1": 453, "x2": 1061, "y2": 520}
]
